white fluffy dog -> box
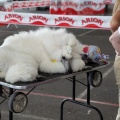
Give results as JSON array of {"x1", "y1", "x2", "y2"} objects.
[{"x1": 0, "y1": 27, "x2": 85, "y2": 83}]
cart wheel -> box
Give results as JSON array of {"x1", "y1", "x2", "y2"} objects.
[
  {"x1": 8, "y1": 92, "x2": 28, "y2": 113},
  {"x1": 88, "y1": 70, "x2": 102, "y2": 87}
]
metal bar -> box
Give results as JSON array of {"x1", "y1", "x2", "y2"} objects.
[
  {"x1": 0, "y1": 85, "x2": 2, "y2": 120},
  {"x1": 9, "y1": 88, "x2": 13, "y2": 120},
  {"x1": 60, "y1": 100, "x2": 64, "y2": 120},
  {"x1": 0, "y1": 85, "x2": 1, "y2": 120},
  {"x1": 0, "y1": 108, "x2": 1, "y2": 120},
  {"x1": 87, "y1": 72, "x2": 90, "y2": 105},
  {"x1": 0, "y1": 85, "x2": 2, "y2": 96},
  {"x1": 61, "y1": 99, "x2": 103, "y2": 120},
  {"x1": 105, "y1": 4, "x2": 108, "y2": 13},
  {"x1": 26, "y1": 86, "x2": 36, "y2": 95},
  {"x1": 72, "y1": 76, "x2": 76, "y2": 100},
  {"x1": 66, "y1": 78, "x2": 87, "y2": 86}
]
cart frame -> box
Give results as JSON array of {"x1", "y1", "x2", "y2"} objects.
[{"x1": 0, "y1": 62, "x2": 110, "y2": 120}]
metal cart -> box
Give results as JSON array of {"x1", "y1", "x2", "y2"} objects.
[{"x1": 0, "y1": 61, "x2": 110, "y2": 120}]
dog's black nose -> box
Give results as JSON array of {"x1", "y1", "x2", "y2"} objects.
[{"x1": 62, "y1": 56, "x2": 66, "y2": 60}]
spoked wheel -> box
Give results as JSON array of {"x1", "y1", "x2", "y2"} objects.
[
  {"x1": 88, "y1": 70, "x2": 102, "y2": 87},
  {"x1": 8, "y1": 92, "x2": 28, "y2": 113}
]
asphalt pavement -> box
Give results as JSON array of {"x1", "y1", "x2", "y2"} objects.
[{"x1": 0, "y1": 4, "x2": 118, "y2": 120}]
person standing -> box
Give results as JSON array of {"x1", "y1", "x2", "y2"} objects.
[
  {"x1": 110, "y1": 0, "x2": 120, "y2": 33},
  {"x1": 109, "y1": 0, "x2": 120, "y2": 120}
]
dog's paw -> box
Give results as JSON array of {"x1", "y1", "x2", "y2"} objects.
[{"x1": 62, "y1": 45, "x2": 72, "y2": 60}]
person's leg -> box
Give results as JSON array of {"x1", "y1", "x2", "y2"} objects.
[
  {"x1": 109, "y1": 30, "x2": 120, "y2": 56},
  {"x1": 116, "y1": 84, "x2": 120, "y2": 120},
  {"x1": 114, "y1": 55, "x2": 120, "y2": 120}
]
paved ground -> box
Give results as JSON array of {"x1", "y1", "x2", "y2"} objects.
[{"x1": 0, "y1": 4, "x2": 118, "y2": 120}]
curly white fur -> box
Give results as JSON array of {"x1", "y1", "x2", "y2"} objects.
[{"x1": 0, "y1": 27, "x2": 85, "y2": 83}]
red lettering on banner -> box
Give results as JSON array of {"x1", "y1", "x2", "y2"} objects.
[
  {"x1": 57, "y1": 2, "x2": 62, "y2": 6},
  {"x1": 51, "y1": 1, "x2": 62, "y2": 6},
  {"x1": 29, "y1": 15, "x2": 48, "y2": 23},
  {"x1": 55, "y1": 17, "x2": 75, "y2": 24},
  {"x1": 104, "y1": 0, "x2": 112, "y2": 3},
  {"x1": 80, "y1": 1, "x2": 97, "y2": 7},
  {"x1": 13, "y1": 1, "x2": 50, "y2": 8},
  {"x1": 82, "y1": 18, "x2": 103, "y2": 25},
  {"x1": 51, "y1": 2, "x2": 56, "y2": 6},
  {"x1": 99, "y1": 3, "x2": 104, "y2": 7},
  {"x1": 5, "y1": 14, "x2": 23, "y2": 21},
  {"x1": 64, "y1": 2, "x2": 78, "y2": 7}
]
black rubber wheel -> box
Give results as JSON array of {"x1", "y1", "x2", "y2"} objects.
[
  {"x1": 8, "y1": 92, "x2": 28, "y2": 113},
  {"x1": 88, "y1": 70, "x2": 102, "y2": 87}
]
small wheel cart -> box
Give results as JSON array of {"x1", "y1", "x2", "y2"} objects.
[{"x1": 0, "y1": 61, "x2": 110, "y2": 120}]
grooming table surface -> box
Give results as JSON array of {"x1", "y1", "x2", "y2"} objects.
[{"x1": 0, "y1": 62, "x2": 110, "y2": 90}]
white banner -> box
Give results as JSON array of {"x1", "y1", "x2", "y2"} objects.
[
  {"x1": 0, "y1": 0, "x2": 115, "y2": 14},
  {"x1": 0, "y1": 0, "x2": 115, "y2": 11},
  {"x1": 0, "y1": 2, "x2": 13, "y2": 12},
  {"x1": 50, "y1": 0, "x2": 106, "y2": 15},
  {"x1": 13, "y1": 0, "x2": 115, "y2": 9},
  {"x1": 0, "y1": 11, "x2": 111, "y2": 29},
  {"x1": 13, "y1": 0, "x2": 50, "y2": 9}
]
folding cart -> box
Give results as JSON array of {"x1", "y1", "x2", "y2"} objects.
[{"x1": 0, "y1": 61, "x2": 110, "y2": 120}]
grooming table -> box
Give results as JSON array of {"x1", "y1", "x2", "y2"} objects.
[{"x1": 0, "y1": 62, "x2": 110, "y2": 120}]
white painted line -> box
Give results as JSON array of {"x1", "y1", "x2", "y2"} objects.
[
  {"x1": 77, "y1": 86, "x2": 93, "y2": 99},
  {"x1": 1, "y1": 111, "x2": 57, "y2": 120},
  {"x1": 78, "y1": 29, "x2": 96, "y2": 37},
  {"x1": 77, "y1": 66, "x2": 114, "y2": 99}
]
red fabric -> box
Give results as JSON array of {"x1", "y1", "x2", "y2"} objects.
[{"x1": 83, "y1": 46, "x2": 89, "y2": 53}]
